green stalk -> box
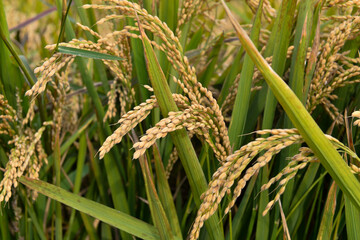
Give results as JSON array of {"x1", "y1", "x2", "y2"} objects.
[
  {"x1": 317, "y1": 181, "x2": 337, "y2": 240},
  {"x1": 345, "y1": 196, "x2": 360, "y2": 240},
  {"x1": 157, "y1": 0, "x2": 178, "y2": 78},
  {"x1": 0, "y1": 0, "x2": 23, "y2": 107},
  {"x1": 0, "y1": 25, "x2": 34, "y2": 86},
  {"x1": 43, "y1": 114, "x2": 94, "y2": 175},
  {"x1": 224, "y1": 3, "x2": 269, "y2": 237},
  {"x1": 262, "y1": 0, "x2": 296, "y2": 131},
  {"x1": 19, "y1": 188, "x2": 47, "y2": 240},
  {"x1": 226, "y1": 173, "x2": 258, "y2": 240},
  {"x1": 288, "y1": 0, "x2": 314, "y2": 102},
  {"x1": 79, "y1": 211, "x2": 99, "y2": 240},
  {"x1": 0, "y1": 203, "x2": 10, "y2": 239},
  {"x1": 179, "y1": 22, "x2": 191, "y2": 48},
  {"x1": 140, "y1": 25, "x2": 224, "y2": 240},
  {"x1": 54, "y1": 126, "x2": 62, "y2": 239},
  {"x1": 280, "y1": 0, "x2": 316, "y2": 214},
  {"x1": 344, "y1": 109, "x2": 360, "y2": 240},
  {"x1": 228, "y1": 0, "x2": 262, "y2": 150},
  {"x1": 287, "y1": 162, "x2": 320, "y2": 233},
  {"x1": 198, "y1": 34, "x2": 224, "y2": 87},
  {"x1": 159, "y1": 0, "x2": 178, "y2": 32},
  {"x1": 86, "y1": 134, "x2": 110, "y2": 205},
  {"x1": 222, "y1": 0, "x2": 360, "y2": 211},
  {"x1": 137, "y1": 149, "x2": 175, "y2": 240},
  {"x1": 303, "y1": 4, "x2": 322, "y2": 103},
  {"x1": 55, "y1": 0, "x2": 73, "y2": 51},
  {"x1": 64, "y1": 134, "x2": 87, "y2": 240},
  {"x1": 127, "y1": 18, "x2": 150, "y2": 103},
  {"x1": 218, "y1": 48, "x2": 243, "y2": 106},
  {"x1": 153, "y1": 146, "x2": 183, "y2": 239}
]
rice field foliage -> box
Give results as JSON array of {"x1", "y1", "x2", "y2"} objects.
[{"x1": 2, "y1": 0, "x2": 360, "y2": 239}]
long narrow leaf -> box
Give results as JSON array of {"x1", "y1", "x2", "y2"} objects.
[
  {"x1": 19, "y1": 177, "x2": 160, "y2": 240},
  {"x1": 345, "y1": 196, "x2": 360, "y2": 240},
  {"x1": 58, "y1": 46, "x2": 124, "y2": 60},
  {"x1": 153, "y1": 145, "x2": 183, "y2": 239},
  {"x1": 221, "y1": 0, "x2": 360, "y2": 210},
  {"x1": 228, "y1": 0, "x2": 262, "y2": 155},
  {"x1": 131, "y1": 131, "x2": 175, "y2": 240},
  {"x1": 317, "y1": 181, "x2": 337, "y2": 240}
]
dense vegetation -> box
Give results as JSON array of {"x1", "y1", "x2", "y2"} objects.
[{"x1": 1, "y1": 0, "x2": 360, "y2": 239}]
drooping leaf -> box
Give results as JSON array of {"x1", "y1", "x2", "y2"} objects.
[
  {"x1": 20, "y1": 177, "x2": 160, "y2": 240},
  {"x1": 58, "y1": 46, "x2": 124, "y2": 60}
]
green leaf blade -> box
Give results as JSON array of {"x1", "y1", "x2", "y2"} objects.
[
  {"x1": 20, "y1": 177, "x2": 160, "y2": 240},
  {"x1": 58, "y1": 46, "x2": 124, "y2": 60}
]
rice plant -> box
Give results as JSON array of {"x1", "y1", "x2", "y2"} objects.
[{"x1": 1, "y1": 0, "x2": 360, "y2": 239}]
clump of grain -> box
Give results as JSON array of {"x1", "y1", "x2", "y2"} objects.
[
  {"x1": 165, "y1": 149, "x2": 179, "y2": 179},
  {"x1": 189, "y1": 129, "x2": 359, "y2": 240},
  {"x1": 28, "y1": 19, "x2": 135, "y2": 122},
  {"x1": 261, "y1": 147, "x2": 317, "y2": 215},
  {"x1": 307, "y1": 17, "x2": 360, "y2": 124},
  {"x1": 26, "y1": 53, "x2": 74, "y2": 98},
  {"x1": 0, "y1": 126, "x2": 46, "y2": 202},
  {"x1": 246, "y1": 0, "x2": 276, "y2": 22},
  {"x1": 189, "y1": 129, "x2": 301, "y2": 240},
  {"x1": 176, "y1": 0, "x2": 207, "y2": 37},
  {"x1": 83, "y1": 1, "x2": 229, "y2": 141},
  {"x1": 0, "y1": 92, "x2": 50, "y2": 201},
  {"x1": 0, "y1": 94, "x2": 16, "y2": 137},
  {"x1": 350, "y1": 164, "x2": 360, "y2": 174},
  {"x1": 325, "y1": 0, "x2": 360, "y2": 8},
  {"x1": 83, "y1": 1, "x2": 231, "y2": 162},
  {"x1": 352, "y1": 110, "x2": 360, "y2": 126}
]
